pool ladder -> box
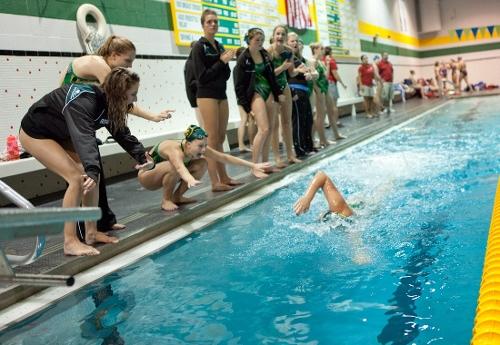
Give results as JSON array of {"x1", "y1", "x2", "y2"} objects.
[{"x1": 0, "y1": 180, "x2": 101, "y2": 286}]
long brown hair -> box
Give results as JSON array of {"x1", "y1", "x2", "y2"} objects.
[
  {"x1": 101, "y1": 67, "x2": 139, "y2": 133},
  {"x1": 97, "y1": 35, "x2": 136, "y2": 58}
]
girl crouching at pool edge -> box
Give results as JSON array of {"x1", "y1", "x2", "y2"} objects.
[{"x1": 138, "y1": 125, "x2": 271, "y2": 211}]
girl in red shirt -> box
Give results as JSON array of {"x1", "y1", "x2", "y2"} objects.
[{"x1": 358, "y1": 55, "x2": 376, "y2": 118}]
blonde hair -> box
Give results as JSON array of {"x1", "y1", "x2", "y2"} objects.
[
  {"x1": 97, "y1": 35, "x2": 136, "y2": 58},
  {"x1": 268, "y1": 25, "x2": 292, "y2": 59},
  {"x1": 101, "y1": 67, "x2": 140, "y2": 133},
  {"x1": 309, "y1": 42, "x2": 322, "y2": 54}
]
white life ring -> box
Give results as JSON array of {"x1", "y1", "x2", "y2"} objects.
[{"x1": 76, "y1": 4, "x2": 108, "y2": 53}]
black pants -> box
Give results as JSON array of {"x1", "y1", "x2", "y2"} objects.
[
  {"x1": 291, "y1": 88, "x2": 314, "y2": 157},
  {"x1": 77, "y1": 150, "x2": 117, "y2": 241}
]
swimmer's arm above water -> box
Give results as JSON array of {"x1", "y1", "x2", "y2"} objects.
[
  {"x1": 294, "y1": 171, "x2": 353, "y2": 217},
  {"x1": 293, "y1": 171, "x2": 328, "y2": 215}
]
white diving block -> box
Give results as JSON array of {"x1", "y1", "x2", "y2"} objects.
[
  {"x1": 0, "y1": 179, "x2": 101, "y2": 287},
  {"x1": 0, "y1": 207, "x2": 101, "y2": 241},
  {"x1": 0, "y1": 207, "x2": 100, "y2": 287}
]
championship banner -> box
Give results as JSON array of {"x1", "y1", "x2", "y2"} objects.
[{"x1": 286, "y1": 0, "x2": 312, "y2": 30}]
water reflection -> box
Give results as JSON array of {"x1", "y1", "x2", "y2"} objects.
[{"x1": 80, "y1": 285, "x2": 135, "y2": 345}]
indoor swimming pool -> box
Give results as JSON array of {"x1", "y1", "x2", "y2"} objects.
[{"x1": 1, "y1": 96, "x2": 499, "y2": 344}]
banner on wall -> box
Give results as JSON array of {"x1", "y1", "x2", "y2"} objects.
[
  {"x1": 286, "y1": 0, "x2": 312, "y2": 30},
  {"x1": 170, "y1": 0, "x2": 319, "y2": 48},
  {"x1": 450, "y1": 24, "x2": 499, "y2": 40},
  {"x1": 170, "y1": 0, "x2": 241, "y2": 48},
  {"x1": 314, "y1": 0, "x2": 360, "y2": 56}
]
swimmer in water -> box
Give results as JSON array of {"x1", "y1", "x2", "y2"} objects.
[{"x1": 294, "y1": 171, "x2": 371, "y2": 264}]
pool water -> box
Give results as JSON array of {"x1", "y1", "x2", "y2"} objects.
[{"x1": 1, "y1": 97, "x2": 499, "y2": 344}]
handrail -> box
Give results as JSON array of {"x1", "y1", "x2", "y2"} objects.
[{"x1": 0, "y1": 180, "x2": 45, "y2": 266}]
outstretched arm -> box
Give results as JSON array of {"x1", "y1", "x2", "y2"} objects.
[
  {"x1": 204, "y1": 147, "x2": 271, "y2": 178},
  {"x1": 129, "y1": 104, "x2": 174, "y2": 122}
]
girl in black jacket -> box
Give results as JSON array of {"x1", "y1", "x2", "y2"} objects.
[
  {"x1": 234, "y1": 28, "x2": 283, "y2": 175},
  {"x1": 191, "y1": 9, "x2": 238, "y2": 192},
  {"x1": 19, "y1": 68, "x2": 153, "y2": 256}
]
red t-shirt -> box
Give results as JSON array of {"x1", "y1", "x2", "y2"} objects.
[
  {"x1": 377, "y1": 60, "x2": 393, "y2": 82},
  {"x1": 358, "y1": 64, "x2": 374, "y2": 86},
  {"x1": 323, "y1": 56, "x2": 338, "y2": 83}
]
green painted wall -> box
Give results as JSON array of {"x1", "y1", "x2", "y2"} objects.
[{"x1": 0, "y1": 0, "x2": 173, "y2": 30}]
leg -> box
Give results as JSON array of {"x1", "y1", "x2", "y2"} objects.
[
  {"x1": 81, "y1": 174, "x2": 119, "y2": 246},
  {"x1": 217, "y1": 99, "x2": 241, "y2": 186},
  {"x1": 363, "y1": 97, "x2": 372, "y2": 118},
  {"x1": 325, "y1": 93, "x2": 344, "y2": 140},
  {"x1": 291, "y1": 91, "x2": 306, "y2": 157},
  {"x1": 237, "y1": 106, "x2": 250, "y2": 152},
  {"x1": 251, "y1": 94, "x2": 270, "y2": 165},
  {"x1": 95, "y1": 153, "x2": 124, "y2": 232},
  {"x1": 269, "y1": 99, "x2": 285, "y2": 167},
  {"x1": 262, "y1": 95, "x2": 276, "y2": 164},
  {"x1": 137, "y1": 161, "x2": 182, "y2": 210},
  {"x1": 197, "y1": 98, "x2": 232, "y2": 191},
  {"x1": 194, "y1": 107, "x2": 204, "y2": 127},
  {"x1": 280, "y1": 86, "x2": 300, "y2": 163},
  {"x1": 314, "y1": 92, "x2": 328, "y2": 146},
  {"x1": 19, "y1": 130, "x2": 100, "y2": 256}
]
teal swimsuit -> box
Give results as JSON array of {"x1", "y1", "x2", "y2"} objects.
[
  {"x1": 254, "y1": 62, "x2": 272, "y2": 100},
  {"x1": 272, "y1": 56, "x2": 289, "y2": 91},
  {"x1": 149, "y1": 141, "x2": 191, "y2": 168},
  {"x1": 315, "y1": 62, "x2": 329, "y2": 94},
  {"x1": 61, "y1": 62, "x2": 97, "y2": 86}
]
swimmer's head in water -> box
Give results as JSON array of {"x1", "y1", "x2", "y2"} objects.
[
  {"x1": 184, "y1": 125, "x2": 208, "y2": 142},
  {"x1": 319, "y1": 210, "x2": 354, "y2": 224}
]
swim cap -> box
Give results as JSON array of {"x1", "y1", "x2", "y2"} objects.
[{"x1": 184, "y1": 125, "x2": 208, "y2": 142}]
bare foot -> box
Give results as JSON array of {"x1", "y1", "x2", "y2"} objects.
[
  {"x1": 288, "y1": 157, "x2": 302, "y2": 164},
  {"x1": 238, "y1": 146, "x2": 252, "y2": 153},
  {"x1": 161, "y1": 200, "x2": 179, "y2": 211},
  {"x1": 172, "y1": 196, "x2": 197, "y2": 204},
  {"x1": 252, "y1": 168, "x2": 268, "y2": 179},
  {"x1": 64, "y1": 240, "x2": 100, "y2": 256},
  {"x1": 222, "y1": 179, "x2": 244, "y2": 186},
  {"x1": 275, "y1": 160, "x2": 288, "y2": 169},
  {"x1": 110, "y1": 223, "x2": 126, "y2": 231},
  {"x1": 335, "y1": 134, "x2": 346, "y2": 140},
  {"x1": 86, "y1": 232, "x2": 119, "y2": 245},
  {"x1": 212, "y1": 183, "x2": 234, "y2": 192},
  {"x1": 264, "y1": 166, "x2": 282, "y2": 173}
]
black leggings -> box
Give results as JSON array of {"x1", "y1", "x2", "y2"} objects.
[
  {"x1": 96, "y1": 153, "x2": 117, "y2": 231},
  {"x1": 291, "y1": 88, "x2": 314, "y2": 156}
]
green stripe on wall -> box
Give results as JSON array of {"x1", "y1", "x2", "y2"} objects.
[
  {"x1": 0, "y1": 0, "x2": 173, "y2": 31},
  {"x1": 360, "y1": 40, "x2": 419, "y2": 57},
  {"x1": 361, "y1": 39, "x2": 500, "y2": 58}
]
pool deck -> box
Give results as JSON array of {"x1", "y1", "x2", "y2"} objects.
[{"x1": 0, "y1": 97, "x2": 449, "y2": 310}]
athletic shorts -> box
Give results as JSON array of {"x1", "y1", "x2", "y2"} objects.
[
  {"x1": 360, "y1": 85, "x2": 374, "y2": 97},
  {"x1": 382, "y1": 82, "x2": 394, "y2": 101},
  {"x1": 328, "y1": 82, "x2": 339, "y2": 101}
]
